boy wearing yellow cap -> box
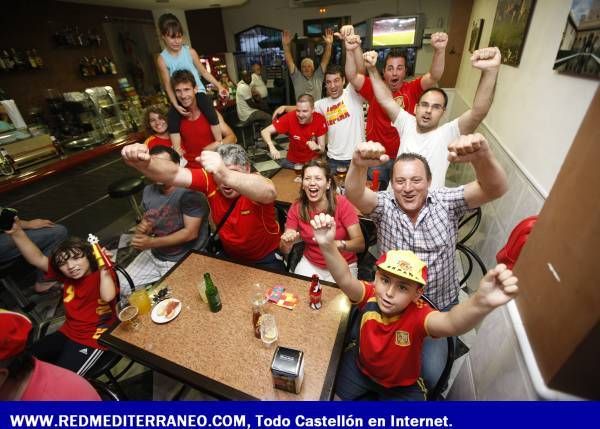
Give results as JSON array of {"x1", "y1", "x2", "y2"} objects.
[{"x1": 310, "y1": 212, "x2": 519, "y2": 400}]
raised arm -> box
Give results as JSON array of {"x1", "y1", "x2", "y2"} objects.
[
  {"x1": 320, "y1": 28, "x2": 334, "y2": 72},
  {"x1": 190, "y1": 48, "x2": 228, "y2": 98},
  {"x1": 5, "y1": 218, "x2": 49, "y2": 272},
  {"x1": 420, "y1": 32, "x2": 448, "y2": 90},
  {"x1": 311, "y1": 213, "x2": 363, "y2": 302},
  {"x1": 340, "y1": 29, "x2": 366, "y2": 90},
  {"x1": 272, "y1": 105, "x2": 296, "y2": 120},
  {"x1": 344, "y1": 141, "x2": 389, "y2": 215},
  {"x1": 458, "y1": 47, "x2": 501, "y2": 134},
  {"x1": 447, "y1": 134, "x2": 508, "y2": 208},
  {"x1": 260, "y1": 124, "x2": 282, "y2": 160},
  {"x1": 282, "y1": 30, "x2": 297, "y2": 75},
  {"x1": 121, "y1": 143, "x2": 192, "y2": 188},
  {"x1": 198, "y1": 150, "x2": 276, "y2": 204},
  {"x1": 363, "y1": 51, "x2": 401, "y2": 122},
  {"x1": 99, "y1": 269, "x2": 117, "y2": 303},
  {"x1": 427, "y1": 264, "x2": 518, "y2": 337}
]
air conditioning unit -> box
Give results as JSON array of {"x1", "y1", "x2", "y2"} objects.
[{"x1": 289, "y1": 0, "x2": 361, "y2": 7}]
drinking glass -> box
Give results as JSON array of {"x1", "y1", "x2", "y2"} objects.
[
  {"x1": 293, "y1": 163, "x2": 303, "y2": 183},
  {"x1": 117, "y1": 300, "x2": 140, "y2": 331},
  {"x1": 260, "y1": 313, "x2": 278, "y2": 346},
  {"x1": 129, "y1": 288, "x2": 152, "y2": 315}
]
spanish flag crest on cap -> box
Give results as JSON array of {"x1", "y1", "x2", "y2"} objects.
[{"x1": 375, "y1": 250, "x2": 428, "y2": 286}]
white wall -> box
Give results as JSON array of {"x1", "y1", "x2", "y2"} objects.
[
  {"x1": 454, "y1": 0, "x2": 598, "y2": 196},
  {"x1": 221, "y1": 0, "x2": 450, "y2": 75}
]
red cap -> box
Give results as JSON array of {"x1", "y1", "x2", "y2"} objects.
[{"x1": 0, "y1": 310, "x2": 32, "y2": 360}]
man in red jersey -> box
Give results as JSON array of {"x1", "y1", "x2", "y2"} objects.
[
  {"x1": 342, "y1": 26, "x2": 448, "y2": 189},
  {"x1": 261, "y1": 94, "x2": 327, "y2": 169},
  {"x1": 122, "y1": 143, "x2": 284, "y2": 271}
]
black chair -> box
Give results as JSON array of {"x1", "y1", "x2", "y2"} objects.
[
  {"x1": 456, "y1": 207, "x2": 487, "y2": 287},
  {"x1": 107, "y1": 176, "x2": 145, "y2": 222},
  {"x1": 458, "y1": 207, "x2": 482, "y2": 244},
  {"x1": 0, "y1": 259, "x2": 65, "y2": 341},
  {"x1": 83, "y1": 265, "x2": 136, "y2": 400}
]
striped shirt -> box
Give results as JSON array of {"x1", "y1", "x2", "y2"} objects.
[{"x1": 370, "y1": 187, "x2": 471, "y2": 309}]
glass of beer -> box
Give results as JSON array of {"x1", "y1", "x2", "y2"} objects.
[
  {"x1": 336, "y1": 166, "x2": 348, "y2": 193},
  {"x1": 260, "y1": 313, "x2": 278, "y2": 346},
  {"x1": 293, "y1": 163, "x2": 303, "y2": 183},
  {"x1": 118, "y1": 305, "x2": 140, "y2": 331},
  {"x1": 129, "y1": 289, "x2": 152, "y2": 315}
]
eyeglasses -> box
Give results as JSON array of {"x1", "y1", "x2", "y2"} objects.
[{"x1": 418, "y1": 101, "x2": 444, "y2": 111}]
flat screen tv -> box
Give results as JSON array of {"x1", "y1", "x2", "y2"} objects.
[{"x1": 370, "y1": 15, "x2": 422, "y2": 48}]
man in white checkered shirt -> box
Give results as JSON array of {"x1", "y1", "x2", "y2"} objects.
[{"x1": 344, "y1": 134, "x2": 507, "y2": 390}]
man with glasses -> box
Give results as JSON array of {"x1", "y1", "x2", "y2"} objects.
[
  {"x1": 342, "y1": 27, "x2": 448, "y2": 189},
  {"x1": 363, "y1": 47, "x2": 502, "y2": 188}
]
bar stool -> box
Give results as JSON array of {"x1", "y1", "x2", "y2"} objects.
[{"x1": 107, "y1": 176, "x2": 145, "y2": 222}]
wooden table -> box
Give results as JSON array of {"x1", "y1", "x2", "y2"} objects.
[
  {"x1": 270, "y1": 168, "x2": 300, "y2": 206},
  {"x1": 100, "y1": 252, "x2": 351, "y2": 400}
]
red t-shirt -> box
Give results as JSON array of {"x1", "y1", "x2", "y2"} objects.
[
  {"x1": 189, "y1": 168, "x2": 281, "y2": 262},
  {"x1": 47, "y1": 264, "x2": 118, "y2": 350},
  {"x1": 180, "y1": 113, "x2": 213, "y2": 168},
  {"x1": 273, "y1": 111, "x2": 327, "y2": 164},
  {"x1": 359, "y1": 76, "x2": 423, "y2": 157},
  {"x1": 285, "y1": 195, "x2": 358, "y2": 268},
  {"x1": 20, "y1": 358, "x2": 101, "y2": 400},
  {"x1": 356, "y1": 282, "x2": 436, "y2": 387},
  {"x1": 144, "y1": 135, "x2": 172, "y2": 150}
]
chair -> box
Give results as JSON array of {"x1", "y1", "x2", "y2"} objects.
[
  {"x1": 456, "y1": 207, "x2": 487, "y2": 287},
  {"x1": 232, "y1": 120, "x2": 263, "y2": 154},
  {"x1": 83, "y1": 265, "x2": 136, "y2": 400},
  {"x1": 0, "y1": 259, "x2": 65, "y2": 341},
  {"x1": 421, "y1": 295, "x2": 456, "y2": 401},
  {"x1": 458, "y1": 207, "x2": 482, "y2": 244},
  {"x1": 107, "y1": 176, "x2": 145, "y2": 222}
]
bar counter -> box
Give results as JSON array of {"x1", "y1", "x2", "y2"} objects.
[{"x1": 0, "y1": 132, "x2": 144, "y2": 194}]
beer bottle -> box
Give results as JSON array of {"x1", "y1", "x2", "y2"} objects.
[{"x1": 204, "y1": 273, "x2": 222, "y2": 313}]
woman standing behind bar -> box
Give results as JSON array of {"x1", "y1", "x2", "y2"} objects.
[{"x1": 280, "y1": 159, "x2": 364, "y2": 281}]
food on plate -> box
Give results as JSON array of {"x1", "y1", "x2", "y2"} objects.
[{"x1": 158, "y1": 299, "x2": 180, "y2": 318}]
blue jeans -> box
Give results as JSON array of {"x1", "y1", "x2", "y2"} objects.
[
  {"x1": 326, "y1": 157, "x2": 351, "y2": 172},
  {"x1": 420, "y1": 297, "x2": 459, "y2": 392},
  {"x1": 278, "y1": 158, "x2": 295, "y2": 169},
  {"x1": 367, "y1": 159, "x2": 394, "y2": 190},
  {"x1": 335, "y1": 345, "x2": 427, "y2": 400},
  {"x1": 0, "y1": 224, "x2": 68, "y2": 281},
  {"x1": 222, "y1": 249, "x2": 286, "y2": 273}
]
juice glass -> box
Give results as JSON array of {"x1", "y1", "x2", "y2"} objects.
[{"x1": 129, "y1": 289, "x2": 152, "y2": 315}]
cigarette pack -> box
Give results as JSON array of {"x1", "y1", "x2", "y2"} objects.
[{"x1": 270, "y1": 346, "x2": 304, "y2": 394}]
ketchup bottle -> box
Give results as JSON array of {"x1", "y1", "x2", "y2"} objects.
[{"x1": 371, "y1": 169, "x2": 380, "y2": 191}]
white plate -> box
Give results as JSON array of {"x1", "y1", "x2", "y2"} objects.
[{"x1": 151, "y1": 298, "x2": 182, "y2": 324}]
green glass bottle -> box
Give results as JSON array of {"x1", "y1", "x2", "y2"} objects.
[{"x1": 204, "y1": 273, "x2": 222, "y2": 313}]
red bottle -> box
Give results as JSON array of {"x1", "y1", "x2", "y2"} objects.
[
  {"x1": 371, "y1": 169, "x2": 380, "y2": 191},
  {"x1": 309, "y1": 274, "x2": 322, "y2": 310}
]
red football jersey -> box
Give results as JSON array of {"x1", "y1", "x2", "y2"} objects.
[{"x1": 273, "y1": 111, "x2": 327, "y2": 164}]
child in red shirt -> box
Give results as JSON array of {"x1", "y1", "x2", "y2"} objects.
[
  {"x1": 310, "y1": 213, "x2": 519, "y2": 400},
  {"x1": 5, "y1": 219, "x2": 118, "y2": 376}
]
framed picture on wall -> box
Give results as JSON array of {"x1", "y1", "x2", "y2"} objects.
[
  {"x1": 469, "y1": 19, "x2": 484, "y2": 53},
  {"x1": 553, "y1": 0, "x2": 600, "y2": 80},
  {"x1": 489, "y1": 0, "x2": 537, "y2": 67}
]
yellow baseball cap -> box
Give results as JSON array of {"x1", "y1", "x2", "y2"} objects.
[{"x1": 376, "y1": 250, "x2": 428, "y2": 286}]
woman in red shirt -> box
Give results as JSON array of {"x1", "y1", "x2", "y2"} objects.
[
  {"x1": 280, "y1": 159, "x2": 364, "y2": 281},
  {"x1": 142, "y1": 106, "x2": 172, "y2": 151}
]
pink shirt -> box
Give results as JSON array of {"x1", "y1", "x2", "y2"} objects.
[
  {"x1": 286, "y1": 195, "x2": 359, "y2": 268},
  {"x1": 20, "y1": 358, "x2": 100, "y2": 400}
]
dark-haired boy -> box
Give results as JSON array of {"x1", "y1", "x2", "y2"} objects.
[{"x1": 310, "y1": 212, "x2": 518, "y2": 400}]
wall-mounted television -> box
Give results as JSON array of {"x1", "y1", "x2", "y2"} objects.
[{"x1": 370, "y1": 15, "x2": 423, "y2": 49}]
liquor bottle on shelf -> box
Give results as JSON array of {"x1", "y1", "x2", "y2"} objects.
[
  {"x1": 108, "y1": 57, "x2": 117, "y2": 75},
  {"x1": 2, "y1": 51, "x2": 13, "y2": 71},
  {"x1": 26, "y1": 50, "x2": 38, "y2": 69},
  {"x1": 32, "y1": 49, "x2": 43, "y2": 68},
  {"x1": 10, "y1": 49, "x2": 26, "y2": 70}
]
